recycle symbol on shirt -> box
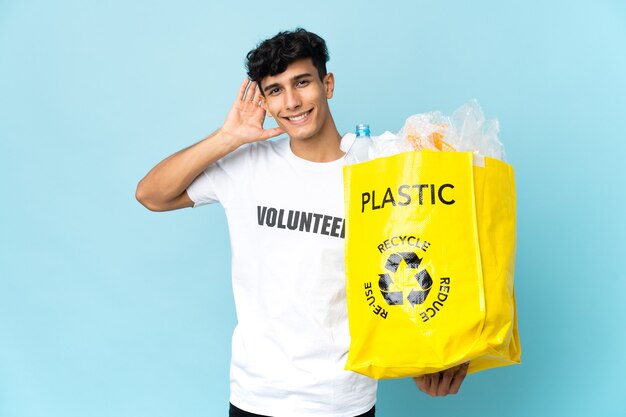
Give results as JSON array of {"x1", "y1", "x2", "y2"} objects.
[{"x1": 378, "y1": 251, "x2": 433, "y2": 306}]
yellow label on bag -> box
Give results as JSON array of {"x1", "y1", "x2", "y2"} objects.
[{"x1": 343, "y1": 151, "x2": 520, "y2": 379}]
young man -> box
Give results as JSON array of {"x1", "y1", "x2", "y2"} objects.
[{"x1": 136, "y1": 28, "x2": 467, "y2": 417}]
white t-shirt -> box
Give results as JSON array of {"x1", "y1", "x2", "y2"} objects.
[{"x1": 186, "y1": 136, "x2": 377, "y2": 417}]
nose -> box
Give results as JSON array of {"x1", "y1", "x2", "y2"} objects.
[{"x1": 284, "y1": 88, "x2": 302, "y2": 111}]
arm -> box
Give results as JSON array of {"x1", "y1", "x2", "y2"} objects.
[
  {"x1": 413, "y1": 362, "x2": 469, "y2": 397},
  {"x1": 135, "y1": 79, "x2": 284, "y2": 212},
  {"x1": 135, "y1": 128, "x2": 238, "y2": 212}
]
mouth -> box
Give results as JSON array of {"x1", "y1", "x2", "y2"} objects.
[{"x1": 282, "y1": 109, "x2": 313, "y2": 125}]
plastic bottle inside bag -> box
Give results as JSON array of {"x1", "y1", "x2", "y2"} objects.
[{"x1": 344, "y1": 123, "x2": 373, "y2": 165}]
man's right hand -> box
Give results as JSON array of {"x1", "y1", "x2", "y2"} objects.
[
  {"x1": 220, "y1": 78, "x2": 285, "y2": 146},
  {"x1": 136, "y1": 78, "x2": 285, "y2": 212}
]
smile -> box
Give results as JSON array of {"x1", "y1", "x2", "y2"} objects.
[{"x1": 284, "y1": 109, "x2": 312, "y2": 124}]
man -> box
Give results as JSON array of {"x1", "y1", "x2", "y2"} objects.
[{"x1": 136, "y1": 28, "x2": 467, "y2": 417}]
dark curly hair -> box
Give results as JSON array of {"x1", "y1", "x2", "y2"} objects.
[{"x1": 245, "y1": 28, "x2": 329, "y2": 92}]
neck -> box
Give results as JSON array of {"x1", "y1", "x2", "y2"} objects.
[{"x1": 289, "y1": 114, "x2": 344, "y2": 163}]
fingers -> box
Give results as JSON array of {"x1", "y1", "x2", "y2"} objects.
[
  {"x1": 259, "y1": 127, "x2": 285, "y2": 140},
  {"x1": 246, "y1": 82, "x2": 261, "y2": 105},
  {"x1": 437, "y1": 367, "x2": 456, "y2": 396},
  {"x1": 237, "y1": 79, "x2": 260, "y2": 103},
  {"x1": 414, "y1": 362, "x2": 469, "y2": 397},
  {"x1": 426, "y1": 372, "x2": 438, "y2": 395},
  {"x1": 448, "y1": 362, "x2": 469, "y2": 395},
  {"x1": 236, "y1": 78, "x2": 249, "y2": 101},
  {"x1": 414, "y1": 374, "x2": 435, "y2": 396},
  {"x1": 247, "y1": 82, "x2": 259, "y2": 102},
  {"x1": 413, "y1": 376, "x2": 426, "y2": 393},
  {"x1": 250, "y1": 83, "x2": 261, "y2": 107}
]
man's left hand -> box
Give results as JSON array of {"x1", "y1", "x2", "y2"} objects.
[{"x1": 413, "y1": 362, "x2": 469, "y2": 397}]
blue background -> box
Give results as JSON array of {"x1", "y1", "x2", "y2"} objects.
[{"x1": 1, "y1": 0, "x2": 625, "y2": 416}]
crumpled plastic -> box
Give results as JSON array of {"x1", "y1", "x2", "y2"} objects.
[
  {"x1": 370, "y1": 130, "x2": 412, "y2": 159},
  {"x1": 368, "y1": 100, "x2": 506, "y2": 167}
]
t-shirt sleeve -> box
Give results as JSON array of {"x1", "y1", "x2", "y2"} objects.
[
  {"x1": 186, "y1": 169, "x2": 219, "y2": 207},
  {"x1": 186, "y1": 143, "x2": 252, "y2": 208}
]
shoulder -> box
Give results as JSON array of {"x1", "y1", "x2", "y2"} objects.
[
  {"x1": 246, "y1": 136, "x2": 290, "y2": 158},
  {"x1": 216, "y1": 137, "x2": 286, "y2": 164},
  {"x1": 255, "y1": 136, "x2": 290, "y2": 150},
  {"x1": 214, "y1": 137, "x2": 289, "y2": 171}
]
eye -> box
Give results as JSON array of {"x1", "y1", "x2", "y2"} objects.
[
  {"x1": 268, "y1": 87, "x2": 281, "y2": 96},
  {"x1": 297, "y1": 80, "x2": 310, "y2": 87}
]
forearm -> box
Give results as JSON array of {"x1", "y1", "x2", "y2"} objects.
[{"x1": 136, "y1": 129, "x2": 240, "y2": 209}]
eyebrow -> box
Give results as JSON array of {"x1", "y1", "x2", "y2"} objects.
[{"x1": 263, "y1": 72, "x2": 314, "y2": 93}]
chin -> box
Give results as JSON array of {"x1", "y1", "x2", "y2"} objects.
[
  {"x1": 278, "y1": 123, "x2": 313, "y2": 140},
  {"x1": 289, "y1": 129, "x2": 319, "y2": 141}
]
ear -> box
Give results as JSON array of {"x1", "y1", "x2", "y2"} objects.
[{"x1": 324, "y1": 72, "x2": 335, "y2": 99}]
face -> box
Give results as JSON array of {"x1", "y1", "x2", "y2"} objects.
[{"x1": 260, "y1": 58, "x2": 335, "y2": 142}]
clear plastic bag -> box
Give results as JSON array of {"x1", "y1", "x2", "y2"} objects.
[
  {"x1": 446, "y1": 99, "x2": 506, "y2": 165},
  {"x1": 367, "y1": 100, "x2": 506, "y2": 166}
]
